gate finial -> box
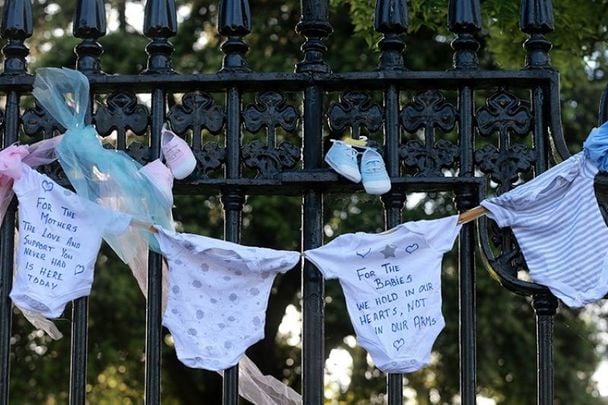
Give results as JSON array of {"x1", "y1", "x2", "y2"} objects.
[
  {"x1": 295, "y1": 0, "x2": 332, "y2": 73},
  {"x1": 218, "y1": 0, "x2": 252, "y2": 72},
  {"x1": 520, "y1": 0, "x2": 554, "y2": 69},
  {"x1": 143, "y1": 0, "x2": 177, "y2": 73},
  {"x1": 448, "y1": 0, "x2": 481, "y2": 70},
  {"x1": 0, "y1": 0, "x2": 32, "y2": 75},
  {"x1": 375, "y1": 0, "x2": 408, "y2": 71},
  {"x1": 74, "y1": 0, "x2": 107, "y2": 74}
]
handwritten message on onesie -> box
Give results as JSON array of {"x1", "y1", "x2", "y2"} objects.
[
  {"x1": 353, "y1": 243, "x2": 438, "y2": 352},
  {"x1": 19, "y1": 183, "x2": 85, "y2": 291}
]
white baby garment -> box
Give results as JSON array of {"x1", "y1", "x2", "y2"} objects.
[
  {"x1": 10, "y1": 165, "x2": 131, "y2": 318},
  {"x1": 154, "y1": 227, "x2": 300, "y2": 371},
  {"x1": 480, "y1": 152, "x2": 608, "y2": 307},
  {"x1": 304, "y1": 215, "x2": 461, "y2": 373}
]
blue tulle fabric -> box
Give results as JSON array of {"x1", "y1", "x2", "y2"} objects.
[
  {"x1": 583, "y1": 121, "x2": 608, "y2": 171},
  {"x1": 32, "y1": 67, "x2": 173, "y2": 261}
]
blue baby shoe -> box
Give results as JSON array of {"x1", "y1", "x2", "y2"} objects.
[
  {"x1": 360, "y1": 148, "x2": 391, "y2": 195},
  {"x1": 325, "y1": 140, "x2": 362, "y2": 183}
]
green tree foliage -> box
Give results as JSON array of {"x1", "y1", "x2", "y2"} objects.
[{"x1": 5, "y1": 0, "x2": 608, "y2": 404}]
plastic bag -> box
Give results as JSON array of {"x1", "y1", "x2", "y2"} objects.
[
  {"x1": 584, "y1": 121, "x2": 608, "y2": 170},
  {"x1": 32, "y1": 67, "x2": 174, "y2": 263}
]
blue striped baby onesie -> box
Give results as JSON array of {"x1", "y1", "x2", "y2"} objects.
[{"x1": 481, "y1": 152, "x2": 608, "y2": 307}]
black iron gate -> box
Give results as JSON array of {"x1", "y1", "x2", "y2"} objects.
[{"x1": 0, "y1": 0, "x2": 581, "y2": 403}]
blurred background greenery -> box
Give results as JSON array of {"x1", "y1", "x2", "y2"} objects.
[{"x1": 7, "y1": 0, "x2": 608, "y2": 403}]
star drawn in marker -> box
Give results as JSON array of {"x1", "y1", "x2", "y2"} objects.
[{"x1": 380, "y1": 244, "x2": 396, "y2": 258}]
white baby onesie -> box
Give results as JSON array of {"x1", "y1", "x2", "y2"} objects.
[
  {"x1": 10, "y1": 165, "x2": 131, "y2": 318},
  {"x1": 480, "y1": 152, "x2": 608, "y2": 307},
  {"x1": 154, "y1": 227, "x2": 300, "y2": 371},
  {"x1": 304, "y1": 215, "x2": 461, "y2": 373}
]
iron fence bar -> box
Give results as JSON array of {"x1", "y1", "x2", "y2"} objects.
[
  {"x1": 533, "y1": 294, "x2": 557, "y2": 405},
  {"x1": 382, "y1": 84, "x2": 405, "y2": 404},
  {"x1": 0, "y1": 71, "x2": 558, "y2": 94},
  {"x1": 301, "y1": 85, "x2": 325, "y2": 405},
  {"x1": 0, "y1": 203, "x2": 14, "y2": 405},
  {"x1": 68, "y1": 67, "x2": 100, "y2": 405},
  {"x1": 221, "y1": 86, "x2": 244, "y2": 405},
  {"x1": 456, "y1": 86, "x2": 478, "y2": 405},
  {"x1": 69, "y1": 299, "x2": 87, "y2": 405},
  {"x1": 0, "y1": 91, "x2": 20, "y2": 405},
  {"x1": 144, "y1": 88, "x2": 166, "y2": 405}
]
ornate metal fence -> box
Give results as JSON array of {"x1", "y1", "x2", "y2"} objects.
[{"x1": 0, "y1": 0, "x2": 574, "y2": 404}]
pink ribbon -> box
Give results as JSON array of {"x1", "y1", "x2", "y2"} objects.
[{"x1": 0, "y1": 138, "x2": 61, "y2": 225}]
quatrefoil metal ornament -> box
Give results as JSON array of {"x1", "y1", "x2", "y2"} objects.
[
  {"x1": 475, "y1": 91, "x2": 534, "y2": 193},
  {"x1": 328, "y1": 92, "x2": 383, "y2": 139},
  {"x1": 167, "y1": 92, "x2": 225, "y2": 137},
  {"x1": 400, "y1": 90, "x2": 458, "y2": 175},
  {"x1": 167, "y1": 92, "x2": 226, "y2": 177},
  {"x1": 241, "y1": 92, "x2": 300, "y2": 178},
  {"x1": 95, "y1": 92, "x2": 149, "y2": 137},
  {"x1": 22, "y1": 102, "x2": 65, "y2": 138}
]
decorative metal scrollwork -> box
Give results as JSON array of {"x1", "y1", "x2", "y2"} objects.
[
  {"x1": 241, "y1": 140, "x2": 300, "y2": 179},
  {"x1": 194, "y1": 143, "x2": 226, "y2": 177},
  {"x1": 400, "y1": 91, "x2": 458, "y2": 176},
  {"x1": 477, "y1": 91, "x2": 531, "y2": 138},
  {"x1": 400, "y1": 140, "x2": 458, "y2": 176},
  {"x1": 328, "y1": 92, "x2": 383, "y2": 139},
  {"x1": 167, "y1": 92, "x2": 226, "y2": 177},
  {"x1": 476, "y1": 89, "x2": 547, "y2": 297},
  {"x1": 95, "y1": 92, "x2": 149, "y2": 156},
  {"x1": 243, "y1": 92, "x2": 298, "y2": 144},
  {"x1": 168, "y1": 92, "x2": 224, "y2": 137},
  {"x1": 241, "y1": 92, "x2": 300, "y2": 178},
  {"x1": 475, "y1": 90, "x2": 534, "y2": 193},
  {"x1": 22, "y1": 102, "x2": 65, "y2": 138},
  {"x1": 475, "y1": 143, "x2": 535, "y2": 189}
]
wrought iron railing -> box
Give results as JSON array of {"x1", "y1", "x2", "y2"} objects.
[{"x1": 0, "y1": 0, "x2": 574, "y2": 404}]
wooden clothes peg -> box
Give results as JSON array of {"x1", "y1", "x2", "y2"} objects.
[{"x1": 457, "y1": 206, "x2": 488, "y2": 224}]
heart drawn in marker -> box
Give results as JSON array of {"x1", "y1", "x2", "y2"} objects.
[
  {"x1": 42, "y1": 180, "x2": 54, "y2": 192},
  {"x1": 393, "y1": 338, "x2": 405, "y2": 351},
  {"x1": 356, "y1": 248, "x2": 371, "y2": 259},
  {"x1": 405, "y1": 243, "x2": 419, "y2": 254},
  {"x1": 74, "y1": 265, "x2": 85, "y2": 275}
]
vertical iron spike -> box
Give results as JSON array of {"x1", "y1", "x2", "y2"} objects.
[
  {"x1": 143, "y1": 0, "x2": 177, "y2": 74},
  {"x1": 218, "y1": 0, "x2": 252, "y2": 72},
  {"x1": 448, "y1": 0, "x2": 481, "y2": 70},
  {"x1": 375, "y1": 0, "x2": 408, "y2": 71},
  {"x1": 0, "y1": 0, "x2": 32, "y2": 75},
  {"x1": 520, "y1": 0, "x2": 554, "y2": 69},
  {"x1": 295, "y1": 0, "x2": 332, "y2": 73},
  {"x1": 73, "y1": 0, "x2": 107, "y2": 74}
]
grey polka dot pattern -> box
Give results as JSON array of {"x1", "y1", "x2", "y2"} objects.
[{"x1": 160, "y1": 233, "x2": 300, "y2": 371}]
